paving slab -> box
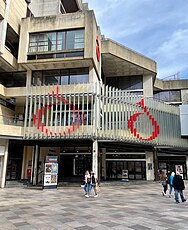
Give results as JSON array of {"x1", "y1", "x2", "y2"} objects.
[{"x1": 0, "y1": 182, "x2": 188, "y2": 229}]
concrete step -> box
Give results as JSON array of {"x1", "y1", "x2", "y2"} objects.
[{"x1": 5, "y1": 180, "x2": 27, "y2": 188}]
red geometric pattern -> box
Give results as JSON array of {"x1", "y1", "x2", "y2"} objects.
[
  {"x1": 32, "y1": 86, "x2": 83, "y2": 136},
  {"x1": 127, "y1": 99, "x2": 160, "y2": 141},
  {"x1": 96, "y1": 35, "x2": 100, "y2": 62}
]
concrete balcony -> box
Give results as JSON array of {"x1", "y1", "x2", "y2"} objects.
[{"x1": 0, "y1": 115, "x2": 24, "y2": 138}]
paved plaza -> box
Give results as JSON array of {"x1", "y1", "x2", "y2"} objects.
[{"x1": 0, "y1": 182, "x2": 188, "y2": 230}]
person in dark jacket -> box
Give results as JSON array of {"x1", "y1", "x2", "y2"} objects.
[{"x1": 173, "y1": 172, "x2": 186, "y2": 204}]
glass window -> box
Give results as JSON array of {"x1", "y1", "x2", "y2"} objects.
[
  {"x1": 66, "y1": 30, "x2": 84, "y2": 50},
  {"x1": 154, "y1": 91, "x2": 181, "y2": 102},
  {"x1": 135, "y1": 162, "x2": 142, "y2": 172},
  {"x1": 29, "y1": 34, "x2": 38, "y2": 52},
  {"x1": 43, "y1": 70, "x2": 61, "y2": 85},
  {"x1": 0, "y1": 72, "x2": 26, "y2": 87},
  {"x1": 106, "y1": 75, "x2": 143, "y2": 90},
  {"x1": 48, "y1": 32, "x2": 56, "y2": 51},
  {"x1": 32, "y1": 71, "x2": 42, "y2": 86},
  {"x1": 31, "y1": 68, "x2": 88, "y2": 86},
  {"x1": 60, "y1": 69, "x2": 69, "y2": 85},
  {"x1": 117, "y1": 162, "x2": 123, "y2": 178},
  {"x1": 70, "y1": 68, "x2": 89, "y2": 84},
  {"x1": 57, "y1": 32, "x2": 65, "y2": 50},
  {"x1": 38, "y1": 34, "x2": 48, "y2": 52},
  {"x1": 130, "y1": 77, "x2": 143, "y2": 90},
  {"x1": 169, "y1": 91, "x2": 181, "y2": 102},
  {"x1": 28, "y1": 29, "x2": 84, "y2": 58}
]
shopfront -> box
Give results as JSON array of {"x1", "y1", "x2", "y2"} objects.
[
  {"x1": 158, "y1": 153, "x2": 187, "y2": 179},
  {"x1": 106, "y1": 153, "x2": 146, "y2": 180}
]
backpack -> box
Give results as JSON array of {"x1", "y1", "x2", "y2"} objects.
[{"x1": 87, "y1": 177, "x2": 91, "y2": 183}]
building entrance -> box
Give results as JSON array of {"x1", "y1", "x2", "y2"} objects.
[
  {"x1": 6, "y1": 141, "x2": 23, "y2": 180},
  {"x1": 59, "y1": 154, "x2": 92, "y2": 182}
]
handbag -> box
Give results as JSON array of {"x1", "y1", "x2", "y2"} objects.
[{"x1": 96, "y1": 183, "x2": 100, "y2": 193}]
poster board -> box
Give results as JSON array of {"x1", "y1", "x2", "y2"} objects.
[
  {"x1": 122, "y1": 169, "x2": 128, "y2": 179},
  {"x1": 43, "y1": 156, "x2": 58, "y2": 188},
  {"x1": 175, "y1": 165, "x2": 183, "y2": 179}
]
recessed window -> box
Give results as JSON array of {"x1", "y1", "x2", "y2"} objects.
[
  {"x1": 32, "y1": 68, "x2": 89, "y2": 86},
  {"x1": 28, "y1": 29, "x2": 84, "y2": 60},
  {"x1": 154, "y1": 90, "x2": 181, "y2": 102},
  {"x1": 0, "y1": 72, "x2": 26, "y2": 87},
  {"x1": 106, "y1": 75, "x2": 143, "y2": 90}
]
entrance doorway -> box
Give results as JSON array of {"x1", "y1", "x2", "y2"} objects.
[
  {"x1": 59, "y1": 154, "x2": 92, "y2": 182},
  {"x1": 6, "y1": 141, "x2": 23, "y2": 180}
]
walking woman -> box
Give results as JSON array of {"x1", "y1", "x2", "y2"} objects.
[{"x1": 161, "y1": 172, "x2": 168, "y2": 196}]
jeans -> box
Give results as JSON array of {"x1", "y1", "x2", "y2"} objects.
[
  {"x1": 87, "y1": 183, "x2": 92, "y2": 194},
  {"x1": 169, "y1": 185, "x2": 173, "y2": 195},
  {"x1": 84, "y1": 183, "x2": 87, "y2": 193},
  {"x1": 174, "y1": 189, "x2": 185, "y2": 202}
]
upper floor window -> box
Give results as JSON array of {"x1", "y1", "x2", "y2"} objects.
[
  {"x1": 0, "y1": 72, "x2": 26, "y2": 87},
  {"x1": 32, "y1": 68, "x2": 89, "y2": 86},
  {"x1": 28, "y1": 29, "x2": 84, "y2": 53},
  {"x1": 153, "y1": 90, "x2": 181, "y2": 102},
  {"x1": 106, "y1": 75, "x2": 143, "y2": 90}
]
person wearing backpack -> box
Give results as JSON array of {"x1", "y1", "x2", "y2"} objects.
[
  {"x1": 173, "y1": 171, "x2": 186, "y2": 204},
  {"x1": 90, "y1": 170, "x2": 98, "y2": 198}
]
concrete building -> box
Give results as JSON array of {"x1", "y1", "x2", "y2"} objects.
[{"x1": 0, "y1": 0, "x2": 188, "y2": 188}]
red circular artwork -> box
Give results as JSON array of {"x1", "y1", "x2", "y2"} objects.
[{"x1": 127, "y1": 99, "x2": 160, "y2": 141}]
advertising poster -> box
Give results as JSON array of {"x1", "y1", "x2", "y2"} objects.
[
  {"x1": 175, "y1": 165, "x2": 183, "y2": 179},
  {"x1": 51, "y1": 163, "x2": 58, "y2": 174},
  {"x1": 45, "y1": 163, "x2": 52, "y2": 174},
  {"x1": 44, "y1": 175, "x2": 51, "y2": 186},
  {"x1": 43, "y1": 156, "x2": 58, "y2": 188},
  {"x1": 175, "y1": 165, "x2": 183, "y2": 174}
]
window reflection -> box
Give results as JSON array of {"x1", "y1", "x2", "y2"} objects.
[
  {"x1": 154, "y1": 90, "x2": 181, "y2": 102},
  {"x1": 43, "y1": 70, "x2": 61, "y2": 85},
  {"x1": 28, "y1": 29, "x2": 84, "y2": 53},
  {"x1": 32, "y1": 68, "x2": 89, "y2": 86},
  {"x1": 106, "y1": 75, "x2": 143, "y2": 90}
]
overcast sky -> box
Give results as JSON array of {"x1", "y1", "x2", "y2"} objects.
[{"x1": 84, "y1": 0, "x2": 188, "y2": 79}]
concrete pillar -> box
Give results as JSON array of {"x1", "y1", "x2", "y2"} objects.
[
  {"x1": 145, "y1": 151, "x2": 154, "y2": 181},
  {"x1": 0, "y1": 140, "x2": 9, "y2": 188},
  {"x1": 33, "y1": 145, "x2": 39, "y2": 185},
  {"x1": 0, "y1": 0, "x2": 11, "y2": 54},
  {"x1": 153, "y1": 148, "x2": 159, "y2": 181},
  {"x1": 92, "y1": 140, "x2": 98, "y2": 179},
  {"x1": 21, "y1": 146, "x2": 27, "y2": 180},
  {"x1": 181, "y1": 89, "x2": 188, "y2": 104},
  {"x1": 0, "y1": 19, "x2": 6, "y2": 54},
  {"x1": 26, "y1": 69, "x2": 32, "y2": 89},
  {"x1": 101, "y1": 148, "x2": 106, "y2": 180},
  {"x1": 186, "y1": 156, "x2": 188, "y2": 179},
  {"x1": 143, "y1": 75, "x2": 153, "y2": 97}
]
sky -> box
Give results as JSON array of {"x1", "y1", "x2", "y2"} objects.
[{"x1": 84, "y1": 0, "x2": 188, "y2": 79}]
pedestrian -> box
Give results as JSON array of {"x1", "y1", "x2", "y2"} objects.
[
  {"x1": 90, "y1": 170, "x2": 98, "y2": 197},
  {"x1": 168, "y1": 172, "x2": 175, "y2": 197},
  {"x1": 83, "y1": 170, "x2": 90, "y2": 197},
  {"x1": 161, "y1": 172, "x2": 168, "y2": 196},
  {"x1": 173, "y1": 171, "x2": 186, "y2": 204}
]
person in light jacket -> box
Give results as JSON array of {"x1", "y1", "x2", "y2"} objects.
[
  {"x1": 168, "y1": 172, "x2": 175, "y2": 197},
  {"x1": 173, "y1": 171, "x2": 186, "y2": 204}
]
